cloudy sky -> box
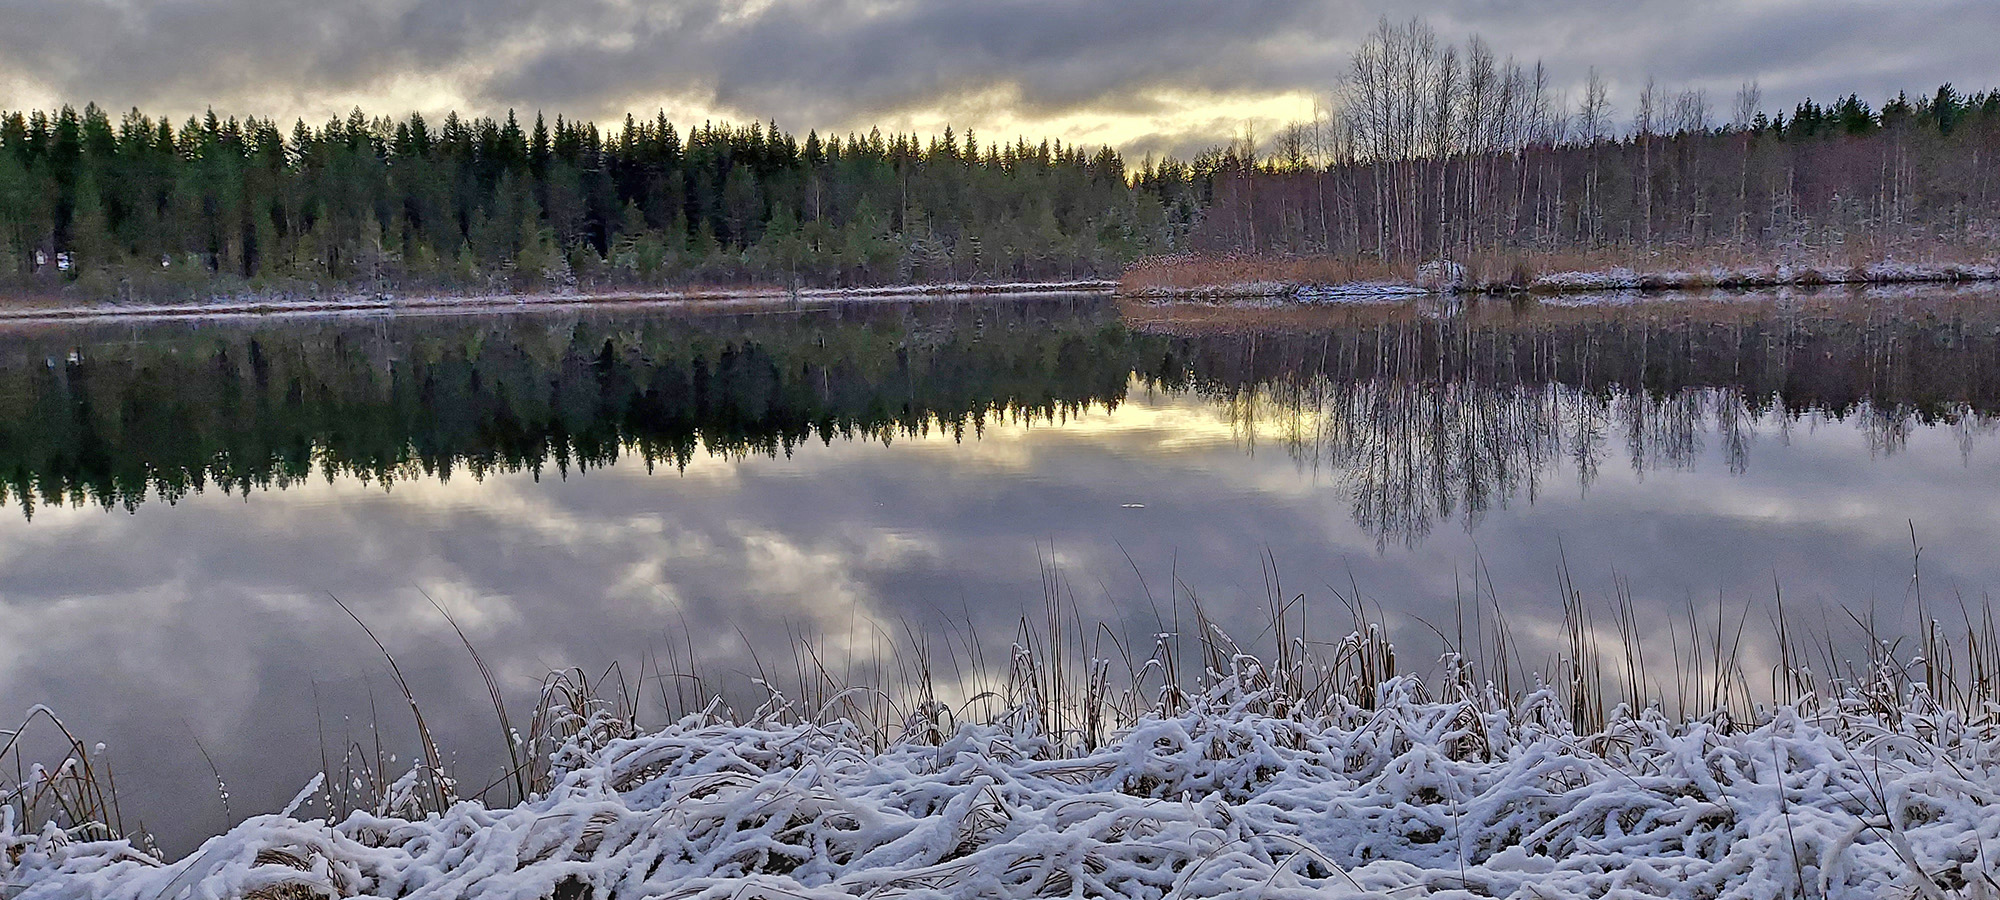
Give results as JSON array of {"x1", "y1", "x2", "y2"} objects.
[{"x1": 3, "y1": 0, "x2": 1994, "y2": 162}]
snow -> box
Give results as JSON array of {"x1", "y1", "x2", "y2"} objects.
[
  {"x1": 1125, "y1": 258, "x2": 2000, "y2": 307},
  {"x1": 1528, "y1": 261, "x2": 2000, "y2": 295},
  {"x1": 1293, "y1": 282, "x2": 1431, "y2": 303},
  {"x1": 1859, "y1": 262, "x2": 2000, "y2": 283},
  {"x1": 7, "y1": 678, "x2": 1997, "y2": 899},
  {"x1": 1125, "y1": 282, "x2": 1298, "y2": 302},
  {"x1": 1413, "y1": 260, "x2": 1467, "y2": 291},
  {"x1": 1126, "y1": 282, "x2": 1430, "y2": 304},
  {"x1": 1530, "y1": 268, "x2": 1643, "y2": 292},
  {"x1": 0, "y1": 281, "x2": 1119, "y2": 325}
]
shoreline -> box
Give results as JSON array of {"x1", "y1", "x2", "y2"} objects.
[
  {"x1": 1115, "y1": 279, "x2": 2000, "y2": 337},
  {"x1": 0, "y1": 280, "x2": 1119, "y2": 325},
  {"x1": 1119, "y1": 259, "x2": 2000, "y2": 303}
]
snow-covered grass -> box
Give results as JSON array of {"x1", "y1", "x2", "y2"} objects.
[
  {"x1": 15, "y1": 690, "x2": 2000, "y2": 899},
  {"x1": 8, "y1": 574, "x2": 2000, "y2": 898}
]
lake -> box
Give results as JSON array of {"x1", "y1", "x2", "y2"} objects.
[{"x1": 4, "y1": 287, "x2": 1998, "y2": 853}]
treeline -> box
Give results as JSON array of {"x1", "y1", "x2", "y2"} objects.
[
  {"x1": 1160, "y1": 18, "x2": 2000, "y2": 269},
  {"x1": 0, "y1": 107, "x2": 1188, "y2": 299}
]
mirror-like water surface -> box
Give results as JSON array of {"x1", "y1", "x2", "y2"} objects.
[{"x1": 5, "y1": 290, "x2": 2000, "y2": 852}]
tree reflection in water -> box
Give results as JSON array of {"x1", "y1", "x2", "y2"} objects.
[
  {"x1": 1152, "y1": 289, "x2": 2000, "y2": 546},
  {"x1": 0, "y1": 296, "x2": 1132, "y2": 516},
  {"x1": 3, "y1": 288, "x2": 1998, "y2": 550}
]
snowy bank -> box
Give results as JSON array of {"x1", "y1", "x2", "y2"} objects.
[
  {"x1": 0, "y1": 281, "x2": 1119, "y2": 325},
  {"x1": 1120, "y1": 259, "x2": 2000, "y2": 306},
  {"x1": 6, "y1": 678, "x2": 1997, "y2": 899},
  {"x1": 1528, "y1": 262, "x2": 2000, "y2": 294},
  {"x1": 1124, "y1": 281, "x2": 1430, "y2": 304}
]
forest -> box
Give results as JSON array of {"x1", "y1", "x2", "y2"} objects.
[
  {"x1": 0, "y1": 110, "x2": 1187, "y2": 300},
  {"x1": 3, "y1": 19, "x2": 1998, "y2": 301}
]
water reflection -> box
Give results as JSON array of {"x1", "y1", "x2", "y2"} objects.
[
  {"x1": 10, "y1": 292, "x2": 1999, "y2": 546},
  {"x1": 1206, "y1": 381, "x2": 1996, "y2": 548},
  {"x1": 0, "y1": 296, "x2": 1131, "y2": 514},
  {"x1": 1141, "y1": 293, "x2": 2000, "y2": 545},
  {"x1": 2, "y1": 289, "x2": 1998, "y2": 853}
]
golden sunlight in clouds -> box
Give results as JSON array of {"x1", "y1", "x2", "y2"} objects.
[{"x1": 818, "y1": 87, "x2": 1325, "y2": 155}]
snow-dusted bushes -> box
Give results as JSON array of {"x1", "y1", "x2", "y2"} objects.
[
  {"x1": 11, "y1": 564, "x2": 2000, "y2": 898},
  {"x1": 7, "y1": 639, "x2": 2000, "y2": 898}
]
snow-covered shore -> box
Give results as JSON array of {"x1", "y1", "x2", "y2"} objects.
[
  {"x1": 7, "y1": 680, "x2": 1995, "y2": 899},
  {"x1": 0, "y1": 281, "x2": 1119, "y2": 325},
  {"x1": 1122, "y1": 260, "x2": 2000, "y2": 305},
  {"x1": 1120, "y1": 281, "x2": 1431, "y2": 304},
  {"x1": 1525, "y1": 261, "x2": 2000, "y2": 294}
]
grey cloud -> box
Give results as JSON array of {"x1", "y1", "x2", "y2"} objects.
[
  {"x1": 478, "y1": 0, "x2": 1347, "y2": 125},
  {"x1": 6, "y1": 0, "x2": 1997, "y2": 151}
]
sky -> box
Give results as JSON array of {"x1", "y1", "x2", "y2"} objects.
[{"x1": 2, "y1": 0, "x2": 1995, "y2": 163}]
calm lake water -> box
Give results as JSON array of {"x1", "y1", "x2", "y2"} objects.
[{"x1": 5, "y1": 288, "x2": 2000, "y2": 851}]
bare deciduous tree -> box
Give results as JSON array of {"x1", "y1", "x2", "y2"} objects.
[{"x1": 1732, "y1": 81, "x2": 1763, "y2": 132}]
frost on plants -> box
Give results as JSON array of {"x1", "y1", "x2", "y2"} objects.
[{"x1": 6, "y1": 650, "x2": 2000, "y2": 899}]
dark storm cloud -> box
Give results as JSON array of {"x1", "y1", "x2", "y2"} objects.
[{"x1": 2, "y1": 0, "x2": 1996, "y2": 155}]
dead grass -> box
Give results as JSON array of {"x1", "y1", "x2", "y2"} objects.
[
  {"x1": 0, "y1": 707, "x2": 126, "y2": 847},
  {"x1": 1121, "y1": 253, "x2": 1412, "y2": 295}
]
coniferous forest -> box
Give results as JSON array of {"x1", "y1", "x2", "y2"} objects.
[{"x1": 0, "y1": 109, "x2": 1194, "y2": 300}]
